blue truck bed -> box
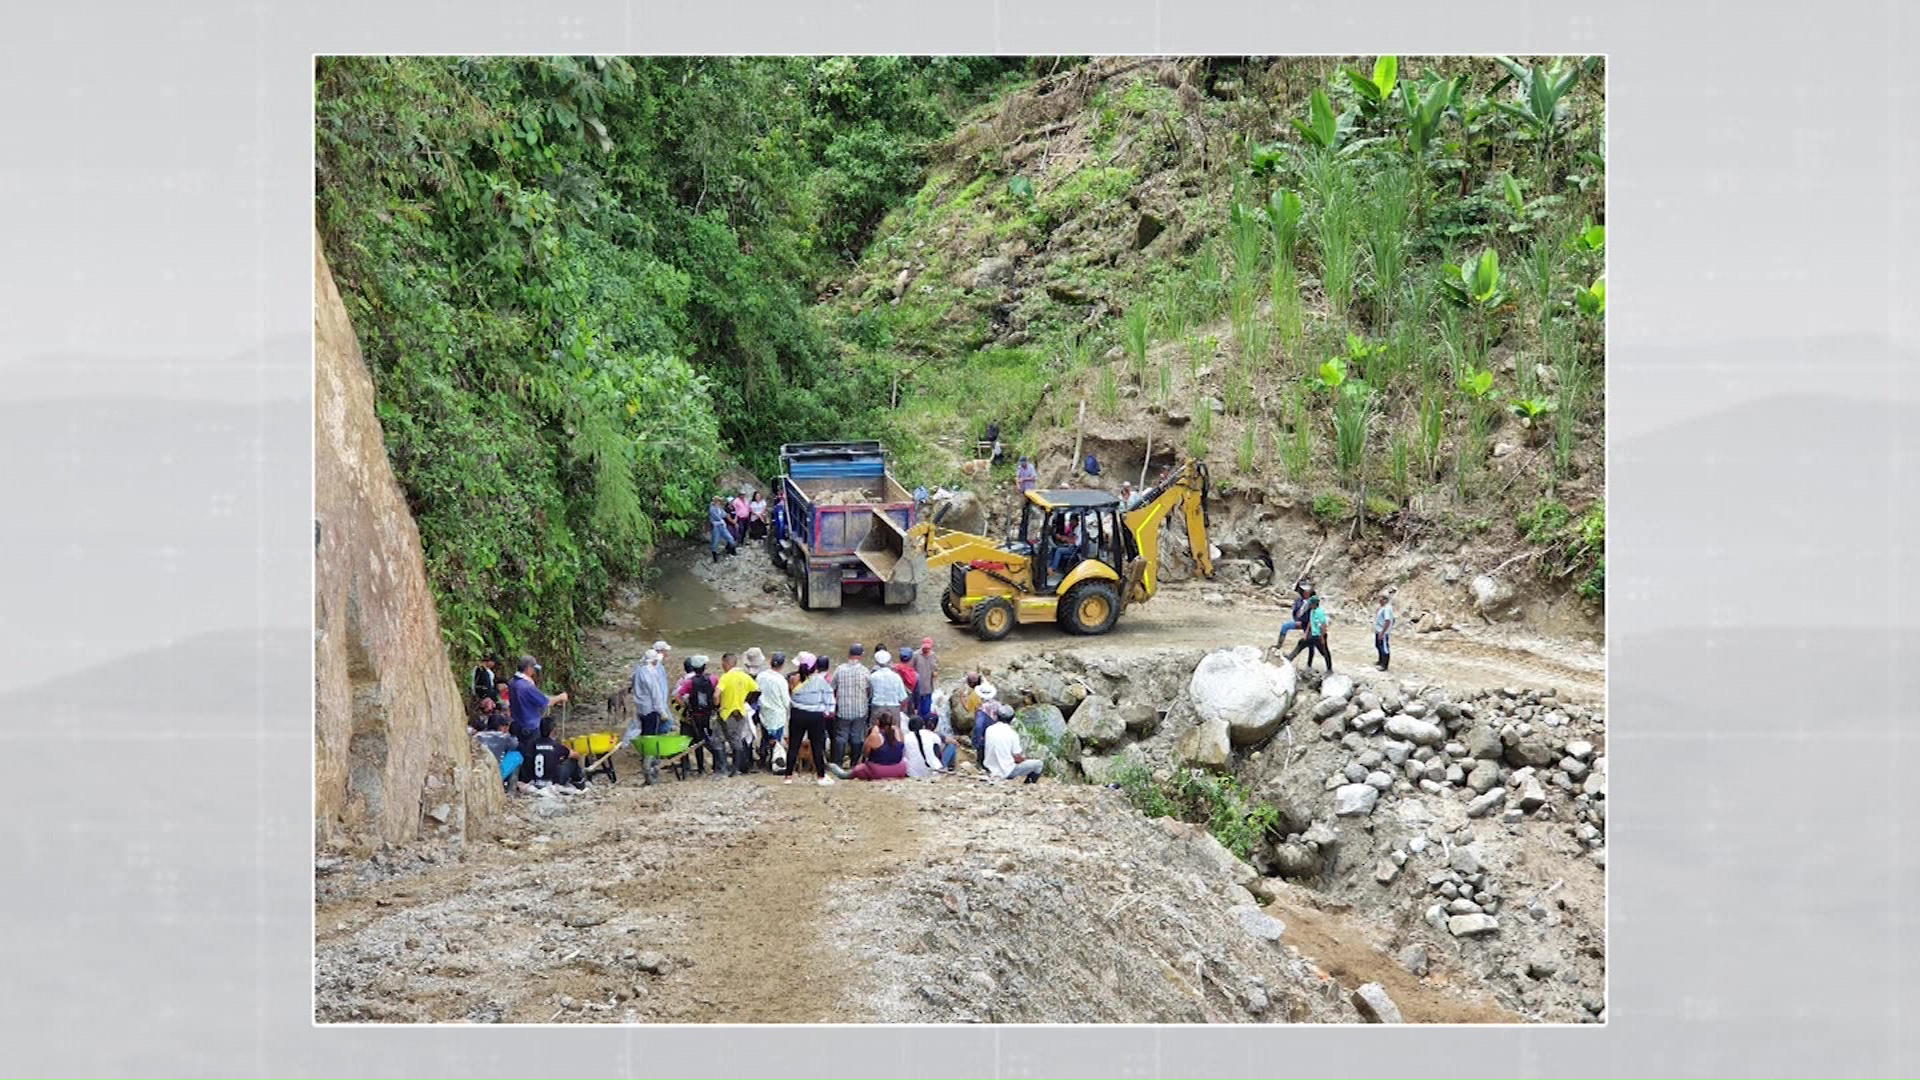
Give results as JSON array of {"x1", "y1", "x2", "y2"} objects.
[{"x1": 772, "y1": 441, "x2": 916, "y2": 610}]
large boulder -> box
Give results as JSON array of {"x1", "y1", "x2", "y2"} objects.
[
  {"x1": 1188, "y1": 647, "x2": 1298, "y2": 748},
  {"x1": 1470, "y1": 574, "x2": 1520, "y2": 621},
  {"x1": 928, "y1": 489, "x2": 986, "y2": 534},
  {"x1": 969, "y1": 255, "x2": 1014, "y2": 290},
  {"x1": 1013, "y1": 704, "x2": 1068, "y2": 755},
  {"x1": 1067, "y1": 694, "x2": 1127, "y2": 750},
  {"x1": 1502, "y1": 727, "x2": 1558, "y2": 769},
  {"x1": 1176, "y1": 715, "x2": 1233, "y2": 771},
  {"x1": 1384, "y1": 715, "x2": 1445, "y2": 746},
  {"x1": 1118, "y1": 700, "x2": 1160, "y2": 737},
  {"x1": 1004, "y1": 666, "x2": 1082, "y2": 717}
]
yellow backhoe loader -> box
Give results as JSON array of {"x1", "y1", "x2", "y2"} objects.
[{"x1": 860, "y1": 459, "x2": 1216, "y2": 640}]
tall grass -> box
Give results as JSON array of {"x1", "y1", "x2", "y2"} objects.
[
  {"x1": 1306, "y1": 155, "x2": 1359, "y2": 319},
  {"x1": 1271, "y1": 261, "x2": 1303, "y2": 361},
  {"x1": 1362, "y1": 164, "x2": 1411, "y2": 318},
  {"x1": 1122, "y1": 304, "x2": 1151, "y2": 380},
  {"x1": 1157, "y1": 356, "x2": 1173, "y2": 405},
  {"x1": 1096, "y1": 361, "x2": 1120, "y2": 418},
  {"x1": 1236, "y1": 418, "x2": 1258, "y2": 473},
  {"x1": 1389, "y1": 430, "x2": 1410, "y2": 500},
  {"x1": 1418, "y1": 391, "x2": 1446, "y2": 482},
  {"x1": 1332, "y1": 384, "x2": 1371, "y2": 481},
  {"x1": 1281, "y1": 384, "x2": 1313, "y2": 481},
  {"x1": 1188, "y1": 392, "x2": 1215, "y2": 460}
]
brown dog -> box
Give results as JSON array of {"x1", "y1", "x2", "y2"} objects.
[{"x1": 793, "y1": 738, "x2": 816, "y2": 775}]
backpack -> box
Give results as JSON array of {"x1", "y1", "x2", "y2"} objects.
[{"x1": 686, "y1": 673, "x2": 716, "y2": 720}]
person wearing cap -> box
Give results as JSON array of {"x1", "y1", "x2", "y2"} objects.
[
  {"x1": 981, "y1": 702, "x2": 1043, "y2": 783},
  {"x1": 1118, "y1": 481, "x2": 1140, "y2": 512},
  {"x1": 750, "y1": 649, "x2": 790, "y2": 769},
  {"x1": 971, "y1": 683, "x2": 1001, "y2": 762},
  {"x1": 717, "y1": 652, "x2": 760, "y2": 775},
  {"x1": 893, "y1": 647, "x2": 919, "y2": 703},
  {"x1": 867, "y1": 649, "x2": 909, "y2": 738},
  {"x1": 831, "y1": 644, "x2": 872, "y2": 769},
  {"x1": 508, "y1": 655, "x2": 568, "y2": 764},
  {"x1": 625, "y1": 649, "x2": 669, "y2": 784},
  {"x1": 1015, "y1": 455, "x2": 1038, "y2": 495},
  {"x1": 785, "y1": 652, "x2": 835, "y2": 785},
  {"x1": 678, "y1": 655, "x2": 723, "y2": 776},
  {"x1": 708, "y1": 496, "x2": 736, "y2": 562},
  {"x1": 910, "y1": 637, "x2": 937, "y2": 721},
  {"x1": 1275, "y1": 579, "x2": 1313, "y2": 652}
]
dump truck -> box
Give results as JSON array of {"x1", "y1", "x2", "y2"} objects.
[
  {"x1": 772, "y1": 441, "x2": 918, "y2": 611},
  {"x1": 863, "y1": 458, "x2": 1216, "y2": 639}
]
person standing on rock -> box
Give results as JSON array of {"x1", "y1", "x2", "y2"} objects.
[
  {"x1": 508, "y1": 655, "x2": 568, "y2": 764},
  {"x1": 868, "y1": 649, "x2": 909, "y2": 739},
  {"x1": 1286, "y1": 593, "x2": 1333, "y2": 672},
  {"x1": 750, "y1": 649, "x2": 790, "y2": 769},
  {"x1": 708, "y1": 496, "x2": 736, "y2": 562},
  {"x1": 1275, "y1": 580, "x2": 1312, "y2": 652},
  {"x1": 981, "y1": 703, "x2": 1043, "y2": 784},
  {"x1": 784, "y1": 652, "x2": 834, "y2": 786},
  {"x1": 831, "y1": 644, "x2": 873, "y2": 769},
  {"x1": 911, "y1": 636, "x2": 937, "y2": 721},
  {"x1": 1015, "y1": 456, "x2": 1037, "y2": 495},
  {"x1": 1373, "y1": 591, "x2": 1395, "y2": 671}
]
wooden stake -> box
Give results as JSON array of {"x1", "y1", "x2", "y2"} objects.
[
  {"x1": 1071, "y1": 396, "x2": 1087, "y2": 476},
  {"x1": 1139, "y1": 433, "x2": 1152, "y2": 488}
]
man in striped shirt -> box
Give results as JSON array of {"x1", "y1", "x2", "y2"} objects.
[{"x1": 830, "y1": 643, "x2": 872, "y2": 769}]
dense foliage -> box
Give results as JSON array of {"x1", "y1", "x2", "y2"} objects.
[{"x1": 317, "y1": 56, "x2": 1021, "y2": 679}]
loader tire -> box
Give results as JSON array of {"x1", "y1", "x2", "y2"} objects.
[
  {"x1": 941, "y1": 588, "x2": 966, "y2": 625},
  {"x1": 1059, "y1": 581, "x2": 1122, "y2": 636},
  {"x1": 970, "y1": 596, "x2": 1015, "y2": 641}
]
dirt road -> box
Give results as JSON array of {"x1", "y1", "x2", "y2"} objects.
[
  {"x1": 316, "y1": 771, "x2": 1527, "y2": 1024},
  {"x1": 579, "y1": 547, "x2": 1603, "y2": 709}
]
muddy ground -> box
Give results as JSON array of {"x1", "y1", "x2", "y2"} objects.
[{"x1": 317, "y1": 542, "x2": 1603, "y2": 1024}]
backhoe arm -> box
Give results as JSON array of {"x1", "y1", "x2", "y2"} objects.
[{"x1": 1120, "y1": 460, "x2": 1214, "y2": 603}]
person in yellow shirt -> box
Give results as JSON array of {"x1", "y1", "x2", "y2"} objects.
[{"x1": 716, "y1": 652, "x2": 761, "y2": 775}]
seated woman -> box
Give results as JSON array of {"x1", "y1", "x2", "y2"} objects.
[
  {"x1": 903, "y1": 714, "x2": 954, "y2": 777},
  {"x1": 830, "y1": 714, "x2": 910, "y2": 780}
]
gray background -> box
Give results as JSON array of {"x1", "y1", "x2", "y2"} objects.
[{"x1": 0, "y1": 0, "x2": 1912, "y2": 1076}]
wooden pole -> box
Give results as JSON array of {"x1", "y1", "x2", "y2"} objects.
[
  {"x1": 1072, "y1": 396, "x2": 1087, "y2": 477},
  {"x1": 1139, "y1": 433, "x2": 1152, "y2": 488}
]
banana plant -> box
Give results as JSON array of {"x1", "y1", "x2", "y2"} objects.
[
  {"x1": 1401, "y1": 72, "x2": 1460, "y2": 159},
  {"x1": 1493, "y1": 56, "x2": 1581, "y2": 161},
  {"x1": 1441, "y1": 249, "x2": 1507, "y2": 311},
  {"x1": 1265, "y1": 188, "x2": 1304, "y2": 261},
  {"x1": 1502, "y1": 173, "x2": 1526, "y2": 218},
  {"x1": 1575, "y1": 277, "x2": 1605, "y2": 319},
  {"x1": 1511, "y1": 396, "x2": 1558, "y2": 426},
  {"x1": 1343, "y1": 55, "x2": 1398, "y2": 120},
  {"x1": 1291, "y1": 88, "x2": 1353, "y2": 154},
  {"x1": 1570, "y1": 220, "x2": 1605, "y2": 254}
]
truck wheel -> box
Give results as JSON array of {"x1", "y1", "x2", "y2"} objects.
[
  {"x1": 940, "y1": 588, "x2": 966, "y2": 624},
  {"x1": 970, "y1": 596, "x2": 1015, "y2": 641},
  {"x1": 1059, "y1": 581, "x2": 1121, "y2": 636},
  {"x1": 768, "y1": 534, "x2": 787, "y2": 571},
  {"x1": 795, "y1": 562, "x2": 812, "y2": 610}
]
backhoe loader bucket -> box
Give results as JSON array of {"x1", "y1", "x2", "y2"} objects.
[{"x1": 858, "y1": 512, "x2": 921, "y2": 604}]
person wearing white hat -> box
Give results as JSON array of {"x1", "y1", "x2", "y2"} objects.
[
  {"x1": 970, "y1": 684, "x2": 999, "y2": 761},
  {"x1": 867, "y1": 649, "x2": 909, "y2": 739}
]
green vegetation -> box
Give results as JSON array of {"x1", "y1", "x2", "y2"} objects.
[
  {"x1": 317, "y1": 56, "x2": 1024, "y2": 680},
  {"x1": 1111, "y1": 763, "x2": 1281, "y2": 860}
]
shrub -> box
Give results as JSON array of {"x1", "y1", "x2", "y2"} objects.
[{"x1": 1312, "y1": 491, "x2": 1349, "y2": 522}]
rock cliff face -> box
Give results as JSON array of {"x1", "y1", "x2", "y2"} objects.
[{"x1": 314, "y1": 234, "x2": 501, "y2": 849}]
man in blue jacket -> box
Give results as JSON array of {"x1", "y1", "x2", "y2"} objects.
[{"x1": 709, "y1": 495, "x2": 736, "y2": 562}]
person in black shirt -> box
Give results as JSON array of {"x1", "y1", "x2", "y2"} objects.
[
  {"x1": 520, "y1": 716, "x2": 585, "y2": 789},
  {"x1": 471, "y1": 654, "x2": 500, "y2": 703}
]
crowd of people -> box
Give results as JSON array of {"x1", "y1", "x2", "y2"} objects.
[
  {"x1": 466, "y1": 634, "x2": 1046, "y2": 794},
  {"x1": 707, "y1": 488, "x2": 777, "y2": 562}
]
